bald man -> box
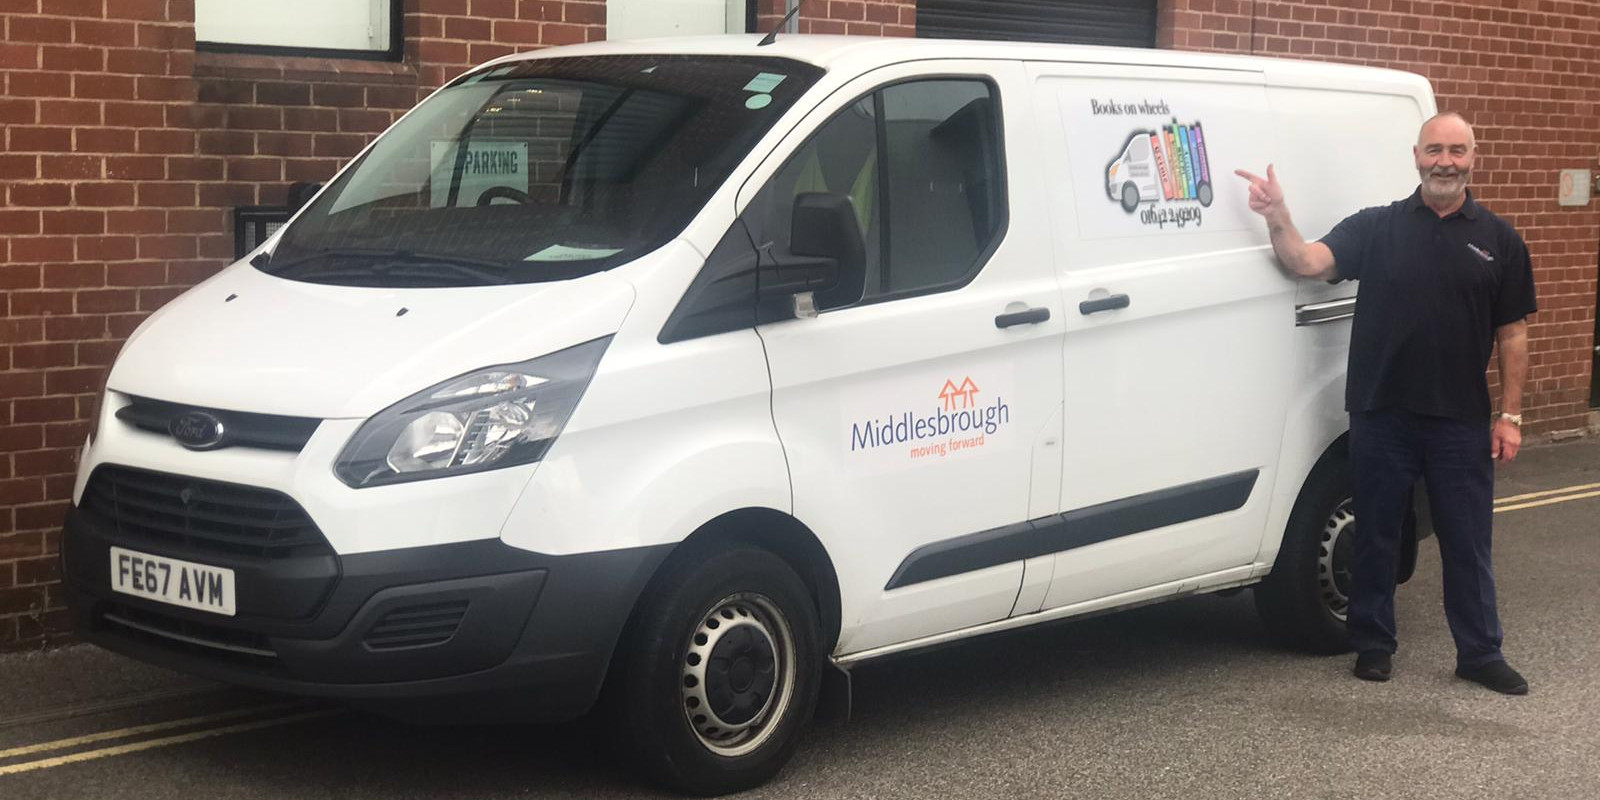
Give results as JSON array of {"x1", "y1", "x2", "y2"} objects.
[{"x1": 1236, "y1": 112, "x2": 1537, "y2": 694}]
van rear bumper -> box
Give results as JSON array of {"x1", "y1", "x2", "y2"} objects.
[{"x1": 61, "y1": 507, "x2": 672, "y2": 724}]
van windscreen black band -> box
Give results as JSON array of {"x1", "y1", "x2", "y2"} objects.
[{"x1": 884, "y1": 470, "x2": 1260, "y2": 590}]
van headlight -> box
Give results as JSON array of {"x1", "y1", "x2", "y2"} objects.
[{"x1": 334, "y1": 337, "x2": 611, "y2": 488}]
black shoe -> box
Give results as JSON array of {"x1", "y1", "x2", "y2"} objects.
[
  {"x1": 1455, "y1": 660, "x2": 1529, "y2": 695},
  {"x1": 1353, "y1": 650, "x2": 1392, "y2": 682}
]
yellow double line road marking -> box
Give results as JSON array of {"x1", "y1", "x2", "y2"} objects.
[
  {"x1": 0, "y1": 704, "x2": 342, "y2": 777},
  {"x1": 1494, "y1": 481, "x2": 1600, "y2": 514}
]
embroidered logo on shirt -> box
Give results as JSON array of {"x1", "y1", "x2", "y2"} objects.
[{"x1": 1466, "y1": 242, "x2": 1495, "y2": 262}]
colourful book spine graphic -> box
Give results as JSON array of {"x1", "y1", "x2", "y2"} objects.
[
  {"x1": 1150, "y1": 133, "x2": 1174, "y2": 200},
  {"x1": 1191, "y1": 122, "x2": 1210, "y2": 186},
  {"x1": 1177, "y1": 126, "x2": 1190, "y2": 200},
  {"x1": 1172, "y1": 125, "x2": 1190, "y2": 199},
  {"x1": 1165, "y1": 128, "x2": 1183, "y2": 198}
]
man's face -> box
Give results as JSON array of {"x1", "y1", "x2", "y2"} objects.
[{"x1": 1413, "y1": 117, "x2": 1475, "y2": 201}]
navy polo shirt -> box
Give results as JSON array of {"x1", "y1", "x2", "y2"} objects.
[{"x1": 1320, "y1": 187, "x2": 1538, "y2": 422}]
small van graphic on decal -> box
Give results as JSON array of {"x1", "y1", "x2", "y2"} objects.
[{"x1": 1107, "y1": 119, "x2": 1213, "y2": 212}]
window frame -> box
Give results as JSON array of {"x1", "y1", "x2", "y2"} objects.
[
  {"x1": 194, "y1": 1, "x2": 404, "y2": 62},
  {"x1": 750, "y1": 72, "x2": 1010, "y2": 313}
]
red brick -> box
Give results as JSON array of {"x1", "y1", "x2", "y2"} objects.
[
  {"x1": 471, "y1": 0, "x2": 517, "y2": 17},
  {"x1": 43, "y1": 262, "x2": 107, "y2": 289},
  {"x1": 41, "y1": 44, "x2": 105, "y2": 71},
  {"x1": 136, "y1": 76, "x2": 192, "y2": 102},
  {"x1": 73, "y1": 73, "x2": 137, "y2": 101},
  {"x1": 8, "y1": 126, "x2": 71, "y2": 152},
  {"x1": 38, "y1": 100, "x2": 102, "y2": 127},
  {"x1": 41, "y1": 210, "x2": 105, "y2": 235},
  {"x1": 105, "y1": 155, "x2": 164, "y2": 180},
  {"x1": 136, "y1": 128, "x2": 195, "y2": 155},
  {"x1": 0, "y1": 98, "x2": 38, "y2": 127},
  {"x1": 8, "y1": 183, "x2": 72, "y2": 206},
  {"x1": 11, "y1": 237, "x2": 75, "y2": 262},
  {"x1": 74, "y1": 182, "x2": 138, "y2": 207},
  {"x1": 77, "y1": 340, "x2": 122, "y2": 366},
  {"x1": 106, "y1": 47, "x2": 167, "y2": 75},
  {"x1": 0, "y1": 371, "x2": 45, "y2": 399},
  {"x1": 0, "y1": 210, "x2": 42, "y2": 235},
  {"x1": 0, "y1": 42, "x2": 41, "y2": 69},
  {"x1": 136, "y1": 235, "x2": 196, "y2": 260},
  {"x1": 9, "y1": 16, "x2": 74, "y2": 43},
  {"x1": 104, "y1": 0, "x2": 166, "y2": 21},
  {"x1": 166, "y1": 156, "x2": 224, "y2": 181},
  {"x1": 74, "y1": 289, "x2": 138, "y2": 314},
  {"x1": 138, "y1": 286, "x2": 185, "y2": 311},
  {"x1": 225, "y1": 158, "x2": 281, "y2": 182},
  {"x1": 11, "y1": 344, "x2": 75, "y2": 370},
  {"x1": 7, "y1": 72, "x2": 72, "y2": 99},
  {"x1": 104, "y1": 101, "x2": 165, "y2": 128},
  {"x1": 365, "y1": 86, "x2": 419, "y2": 109},
  {"x1": 255, "y1": 133, "x2": 313, "y2": 158},
  {"x1": 226, "y1": 106, "x2": 282, "y2": 131},
  {"x1": 13, "y1": 395, "x2": 76, "y2": 423},
  {"x1": 1, "y1": 265, "x2": 44, "y2": 291},
  {"x1": 73, "y1": 18, "x2": 137, "y2": 47},
  {"x1": 40, "y1": 154, "x2": 101, "y2": 180},
  {"x1": 136, "y1": 182, "x2": 196, "y2": 207},
  {"x1": 0, "y1": 155, "x2": 40, "y2": 180},
  {"x1": 541, "y1": 23, "x2": 587, "y2": 45},
  {"x1": 311, "y1": 83, "x2": 365, "y2": 108},
  {"x1": 108, "y1": 312, "x2": 151, "y2": 337},
  {"x1": 0, "y1": 534, "x2": 39, "y2": 564},
  {"x1": 14, "y1": 558, "x2": 61, "y2": 587},
  {"x1": 564, "y1": 2, "x2": 603, "y2": 24},
  {"x1": 76, "y1": 236, "x2": 138, "y2": 261},
  {"x1": 105, "y1": 209, "x2": 163, "y2": 234},
  {"x1": 446, "y1": 16, "x2": 493, "y2": 39},
  {"x1": 257, "y1": 82, "x2": 312, "y2": 107},
  {"x1": 198, "y1": 129, "x2": 256, "y2": 155},
  {"x1": 136, "y1": 22, "x2": 193, "y2": 50},
  {"x1": 75, "y1": 127, "x2": 138, "y2": 153},
  {"x1": 105, "y1": 261, "x2": 165, "y2": 286}
]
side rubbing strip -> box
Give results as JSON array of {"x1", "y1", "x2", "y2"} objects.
[
  {"x1": 1295, "y1": 297, "x2": 1356, "y2": 326},
  {"x1": 884, "y1": 470, "x2": 1259, "y2": 590}
]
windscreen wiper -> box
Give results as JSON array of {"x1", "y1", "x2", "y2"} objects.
[{"x1": 255, "y1": 247, "x2": 512, "y2": 285}]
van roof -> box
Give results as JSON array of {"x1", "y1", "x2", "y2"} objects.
[{"x1": 484, "y1": 34, "x2": 1431, "y2": 96}]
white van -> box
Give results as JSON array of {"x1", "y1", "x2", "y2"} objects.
[{"x1": 62, "y1": 35, "x2": 1434, "y2": 794}]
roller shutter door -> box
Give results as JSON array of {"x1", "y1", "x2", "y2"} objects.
[{"x1": 916, "y1": 0, "x2": 1157, "y2": 48}]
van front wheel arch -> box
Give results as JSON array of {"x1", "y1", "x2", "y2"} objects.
[{"x1": 609, "y1": 544, "x2": 822, "y2": 795}]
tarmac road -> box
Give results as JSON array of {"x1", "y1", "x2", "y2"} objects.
[{"x1": 3, "y1": 437, "x2": 1597, "y2": 799}]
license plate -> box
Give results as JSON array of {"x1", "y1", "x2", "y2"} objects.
[{"x1": 109, "y1": 546, "x2": 236, "y2": 617}]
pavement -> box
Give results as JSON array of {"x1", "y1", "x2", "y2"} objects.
[{"x1": 2, "y1": 435, "x2": 1597, "y2": 799}]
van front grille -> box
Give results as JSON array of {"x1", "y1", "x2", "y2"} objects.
[
  {"x1": 115, "y1": 395, "x2": 321, "y2": 453},
  {"x1": 97, "y1": 601, "x2": 282, "y2": 671},
  {"x1": 82, "y1": 466, "x2": 333, "y2": 559}
]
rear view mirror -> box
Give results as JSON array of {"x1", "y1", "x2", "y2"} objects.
[{"x1": 756, "y1": 193, "x2": 867, "y2": 319}]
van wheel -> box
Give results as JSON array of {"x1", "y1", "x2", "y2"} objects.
[
  {"x1": 1197, "y1": 181, "x2": 1213, "y2": 207},
  {"x1": 1253, "y1": 458, "x2": 1355, "y2": 654},
  {"x1": 1120, "y1": 181, "x2": 1140, "y2": 213},
  {"x1": 611, "y1": 545, "x2": 821, "y2": 796}
]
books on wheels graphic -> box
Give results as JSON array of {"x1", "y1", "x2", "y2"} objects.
[{"x1": 1106, "y1": 119, "x2": 1213, "y2": 213}]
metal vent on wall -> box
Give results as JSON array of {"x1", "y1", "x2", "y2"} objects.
[
  {"x1": 234, "y1": 206, "x2": 291, "y2": 260},
  {"x1": 916, "y1": 0, "x2": 1158, "y2": 48}
]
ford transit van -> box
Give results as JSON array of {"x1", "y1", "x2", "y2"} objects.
[{"x1": 62, "y1": 35, "x2": 1435, "y2": 794}]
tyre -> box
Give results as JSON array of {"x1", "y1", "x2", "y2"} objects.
[
  {"x1": 1120, "y1": 181, "x2": 1141, "y2": 212},
  {"x1": 610, "y1": 544, "x2": 822, "y2": 796},
  {"x1": 1196, "y1": 181, "x2": 1213, "y2": 207},
  {"x1": 1254, "y1": 457, "x2": 1356, "y2": 654}
]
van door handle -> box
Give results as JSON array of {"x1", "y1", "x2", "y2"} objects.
[
  {"x1": 1079, "y1": 294, "x2": 1131, "y2": 315},
  {"x1": 995, "y1": 307, "x2": 1051, "y2": 328}
]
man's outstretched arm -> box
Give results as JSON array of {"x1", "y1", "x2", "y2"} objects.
[{"x1": 1235, "y1": 164, "x2": 1339, "y2": 282}]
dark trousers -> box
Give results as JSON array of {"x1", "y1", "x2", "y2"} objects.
[{"x1": 1347, "y1": 409, "x2": 1504, "y2": 668}]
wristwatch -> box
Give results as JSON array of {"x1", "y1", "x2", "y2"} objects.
[{"x1": 1498, "y1": 412, "x2": 1523, "y2": 427}]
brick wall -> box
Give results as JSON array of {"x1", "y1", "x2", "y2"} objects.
[
  {"x1": 0, "y1": 0, "x2": 915, "y2": 651},
  {"x1": 756, "y1": 0, "x2": 916, "y2": 36},
  {"x1": 1159, "y1": 0, "x2": 1600, "y2": 434}
]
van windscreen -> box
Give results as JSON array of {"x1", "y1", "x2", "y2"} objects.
[{"x1": 261, "y1": 55, "x2": 823, "y2": 287}]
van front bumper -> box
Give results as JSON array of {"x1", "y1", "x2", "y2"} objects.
[{"x1": 61, "y1": 506, "x2": 672, "y2": 724}]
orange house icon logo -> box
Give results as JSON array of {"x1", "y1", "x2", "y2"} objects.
[{"x1": 938, "y1": 377, "x2": 980, "y2": 411}]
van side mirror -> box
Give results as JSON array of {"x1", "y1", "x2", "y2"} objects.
[
  {"x1": 287, "y1": 181, "x2": 323, "y2": 213},
  {"x1": 756, "y1": 193, "x2": 867, "y2": 320}
]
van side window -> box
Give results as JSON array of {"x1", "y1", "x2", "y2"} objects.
[
  {"x1": 746, "y1": 78, "x2": 1004, "y2": 310},
  {"x1": 880, "y1": 80, "x2": 1002, "y2": 297}
]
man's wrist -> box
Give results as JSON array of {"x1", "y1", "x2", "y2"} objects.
[{"x1": 1497, "y1": 412, "x2": 1523, "y2": 427}]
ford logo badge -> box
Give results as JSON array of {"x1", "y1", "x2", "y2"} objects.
[{"x1": 170, "y1": 411, "x2": 227, "y2": 451}]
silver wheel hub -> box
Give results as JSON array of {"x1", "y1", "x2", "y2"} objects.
[
  {"x1": 1318, "y1": 498, "x2": 1356, "y2": 621},
  {"x1": 680, "y1": 593, "x2": 796, "y2": 757}
]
